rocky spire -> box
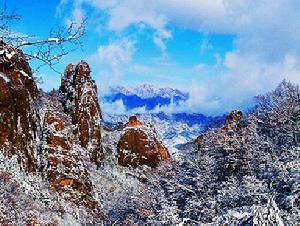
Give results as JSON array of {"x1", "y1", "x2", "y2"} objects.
[
  {"x1": 196, "y1": 109, "x2": 252, "y2": 180},
  {"x1": 60, "y1": 60, "x2": 103, "y2": 166},
  {"x1": 0, "y1": 41, "x2": 39, "y2": 172}
]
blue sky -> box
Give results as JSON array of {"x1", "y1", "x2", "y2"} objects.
[{"x1": 3, "y1": 0, "x2": 300, "y2": 115}]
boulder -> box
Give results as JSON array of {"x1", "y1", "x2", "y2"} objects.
[{"x1": 117, "y1": 116, "x2": 169, "y2": 168}]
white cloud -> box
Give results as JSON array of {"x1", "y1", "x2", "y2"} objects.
[
  {"x1": 55, "y1": 0, "x2": 69, "y2": 16},
  {"x1": 66, "y1": 0, "x2": 300, "y2": 60},
  {"x1": 200, "y1": 38, "x2": 213, "y2": 55},
  {"x1": 187, "y1": 52, "x2": 300, "y2": 115},
  {"x1": 90, "y1": 38, "x2": 136, "y2": 89},
  {"x1": 96, "y1": 38, "x2": 135, "y2": 66},
  {"x1": 58, "y1": 0, "x2": 300, "y2": 114},
  {"x1": 61, "y1": 0, "x2": 172, "y2": 55},
  {"x1": 66, "y1": 6, "x2": 85, "y2": 27},
  {"x1": 56, "y1": 0, "x2": 85, "y2": 26},
  {"x1": 101, "y1": 99, "x2": 127, "y2": 114},
  {"x1": 153, "y1": 29, "x2": 172, "y2": 58}
]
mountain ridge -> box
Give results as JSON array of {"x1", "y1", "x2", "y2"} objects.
[
  {"x1": 102, "y1": 84, "x2": 189, "y2": 111},
  {"x1": 109, "y1": 84, "x2": 188, "y2": 99}
]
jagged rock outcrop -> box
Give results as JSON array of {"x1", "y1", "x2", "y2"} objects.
[
  {"x1": 42, "y1": 96, "x2": 98, "y2": 209},
  {"x1": 38, "y1": 61, "x2": 104, "y2": 208},
  {"x1": 60, "y1": 63, "x2": 75, "y2": 113},
  {"x1": 60, "y1": 61, "x2": 103, "y2": 166},
  {"x1": 224, "y1": 110, "x2": 244, "y2": 125},
  {"x1": 0, "y1": 41, "x2": 102, "y2": 210},
  {"x1": 0, "y1": 41, "x2": 39, "y2": 172},
  {"x1": 117, "y1": 115, "x2": 170, "y2": 168},
  {"x1": 197, "y1": 109, "x2": 254, "y2": 179}
]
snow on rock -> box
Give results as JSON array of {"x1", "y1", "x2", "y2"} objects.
[
  {"x1": 1, "y1": 39, "x2": 299, "y2": 225},
  {"x1": 0, "y1": 42, "x2": 104, "y2": 219},
  {"x1": 60, "y1": 61, "x2": 103, "y2": 166},
  {"x1": 19, "y1": 70, "x2": 30, "y2": 78},
  {"x1": 0, "y1": 153, "x2": 103, "y2": 225},
  {"x1": 103, "y1": 112, "x2": 208, "y2": 153},
  {"x1": 42, "y1": 103, "x2": 99, "y2": 209},
  {"x1": 0, "y1": 41, "x2": 39, "y2": 173},
  {"x1": 253, "y1": 198, "x2": 285, "y2": 226},
  {"x1": 117, "y1": 115, "x2": 170, "y2": 168},
  {"x1": 0, "y1": 72, "x2": 10, "y2": 83}
]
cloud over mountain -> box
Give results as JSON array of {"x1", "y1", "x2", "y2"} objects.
[{"x1": 57, "y1": 0, "x2": 300, "y2": 114}]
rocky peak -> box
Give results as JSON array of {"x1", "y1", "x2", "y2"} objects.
[
  {"x1": 60, "y1": 64, "x2": 75, "y2": 113},
  {"x1": 225, "y1": 110, "x2": 243, "y2": 125},
  {"x1": 196, "y1": 109, "x2": 254, "y2": 180},
  {"x1": 0, "y1": 41, "x2": 39, "y2": 173},
  {"x1": 74, "y1": 60, "x2": 91, "y2": 82},
  {"x1": 126, "y1": 115, "x2": 142, "y2": 127},
  {"x1": 117, "y1": 116, "x2": 170, "y2": 168},
  {"x1": 0, "y1": 41, "x2": 102, "y2": 209},
  {"x1": 60, "y1": 61, "x2": 103, "y2": 166}
]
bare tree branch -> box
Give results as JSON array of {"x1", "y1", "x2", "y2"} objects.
[{"x1": 0, "y1": 4, "x2": 86, "y2": 74}]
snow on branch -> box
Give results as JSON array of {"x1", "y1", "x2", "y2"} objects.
[{"x1": 0, "y1": 4, "x2": 86, "y2": 73}]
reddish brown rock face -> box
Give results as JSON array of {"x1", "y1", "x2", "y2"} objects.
[
  {"x1": 60, "y1": 61, "x2": 103, "y2": 167},
  {"x1": 0, "y1": 41, "x2": 39, "y2": 173},
  {"x1": 43, "y1": 110, "x2": 98, "y2": 209},
  {"x1": 126, "y1": 115, "x2": 142, "y2": 127},
  {"x1": 43, "y1": 61, "x2": 103, "y2": 209},
  {"x1": 0, "y1": 41, "x2": 101, "y2": 210},
  {"x1": 117, "y1": 116, "x2": 169, "y2": 168}
]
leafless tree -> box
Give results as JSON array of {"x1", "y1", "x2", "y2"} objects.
[{"x1": 0, "y1": 4, "x2": 86, "y2": 73}]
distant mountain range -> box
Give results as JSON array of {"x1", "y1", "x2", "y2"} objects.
[
  {"x1": 102, "y1": 84, "x2": 189, "y2": 110},
  {"x1": 101, "y1": 84, "x2": 226, "y2": 149}
]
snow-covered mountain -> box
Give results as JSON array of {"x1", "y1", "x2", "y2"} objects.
[
  {"x1": 102, "y1": 84, "x2": 188, "y2": 110},
  {"x1": 110, "y1": 84, "x2": 188, "y2": 99},
  {"x1": 1, "y1": 41, "x2": 300, "y2": 225}
]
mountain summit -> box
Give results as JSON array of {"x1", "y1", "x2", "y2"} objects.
[
  {"x1": 110, "y1": 84, "x2": 188, "y2": 99},
  {"x1": 103, "y1": 84, "x2": 188, "y2": 110}
]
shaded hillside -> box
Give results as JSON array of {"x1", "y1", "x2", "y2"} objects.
[{"x1": 151, "y1": 80, "x2": 300, "y2": 225}]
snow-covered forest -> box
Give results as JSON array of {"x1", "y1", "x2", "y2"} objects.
[
  {"x1": 0, "y1": 42, "x2": 299, "y2": 224},
  {"x1": 1, "y1": 2, "x2": 300, "y2": 225}
]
